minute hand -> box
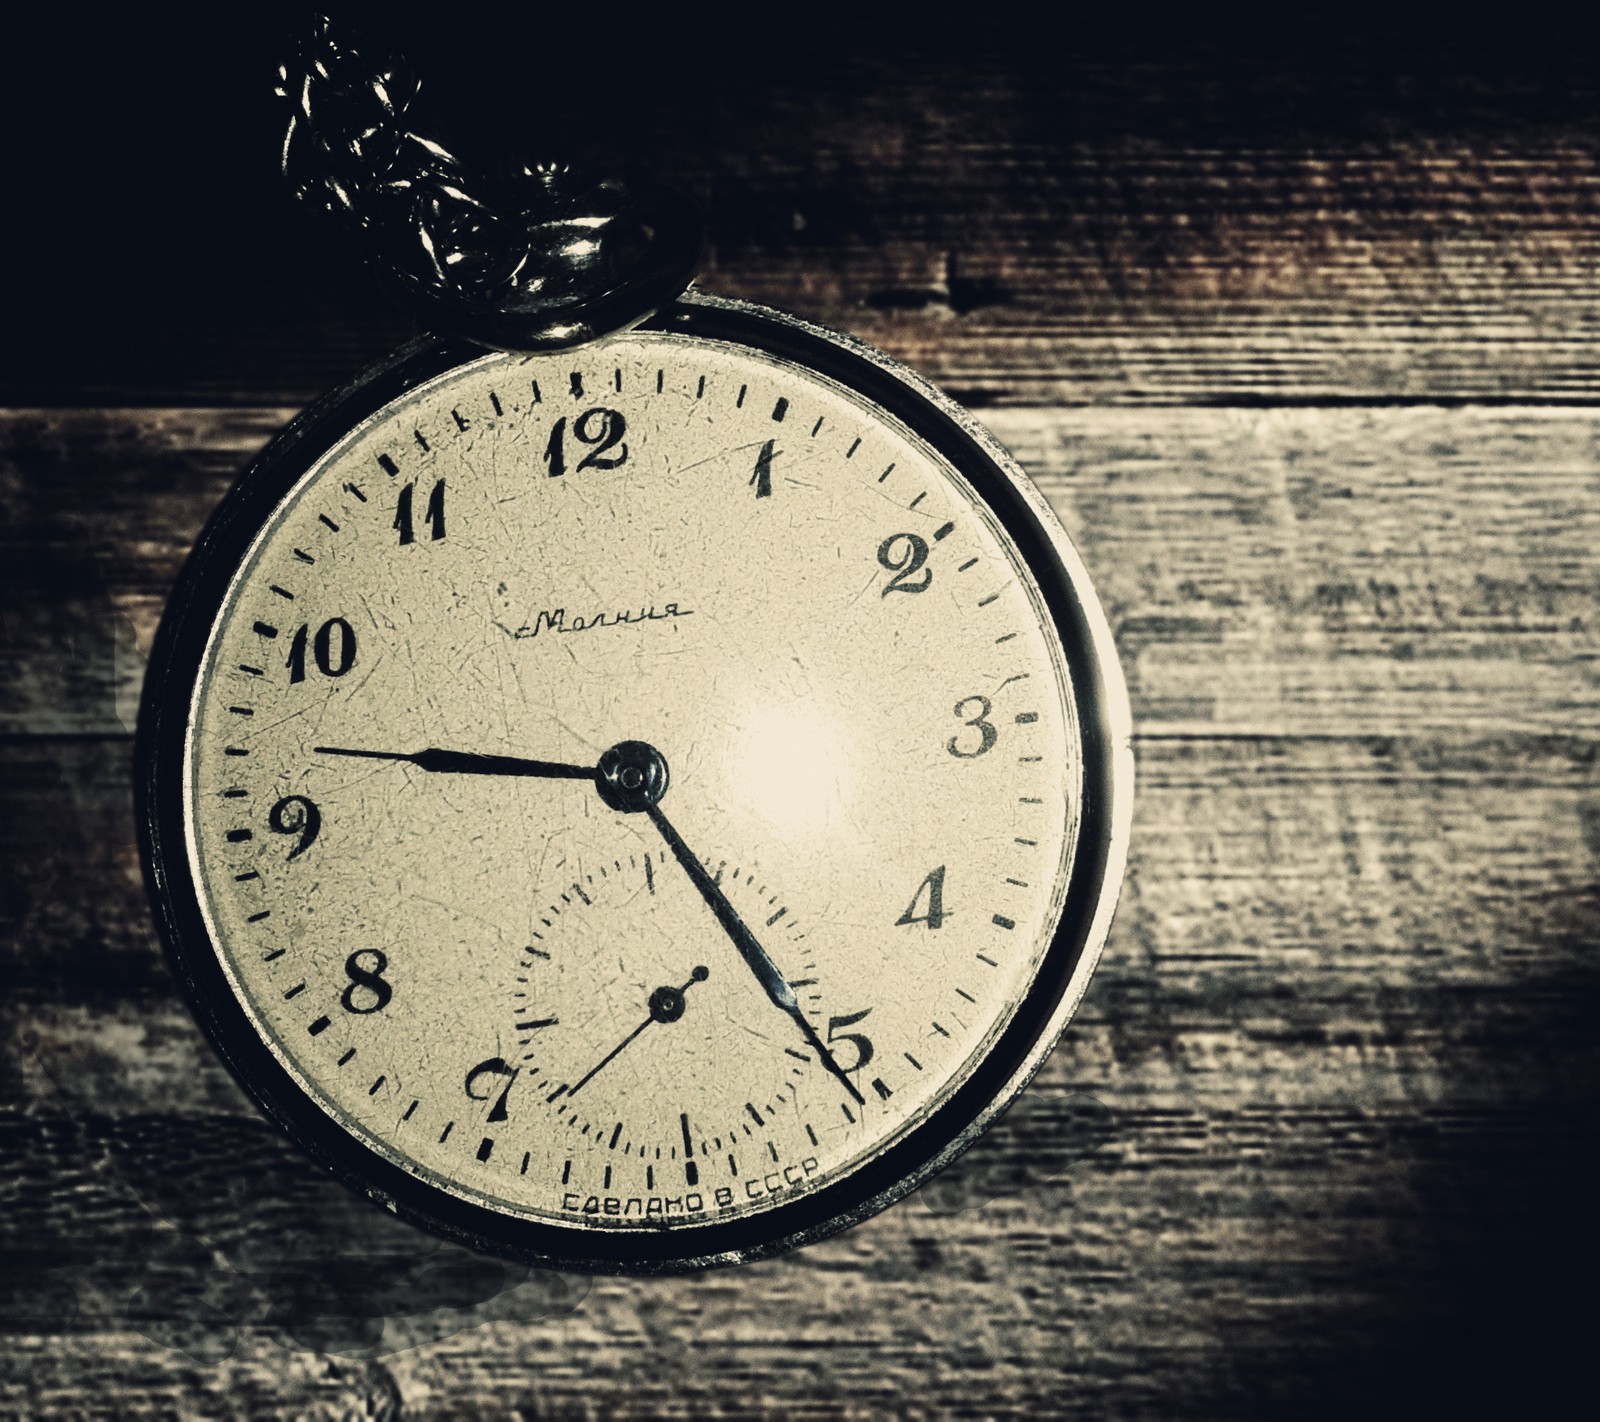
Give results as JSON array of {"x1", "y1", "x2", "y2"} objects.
[{"x1": 643, "y1": 802, "x2": 866, "y2": 1106}]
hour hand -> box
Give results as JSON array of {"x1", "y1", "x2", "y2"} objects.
[{"x1": 313, "y1": 745, "x2": 596, "y2": 780}]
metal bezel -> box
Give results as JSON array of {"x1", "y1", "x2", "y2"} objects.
[{"x1": 136, "y1": 292, "x2": 1134, "y2": 1273}]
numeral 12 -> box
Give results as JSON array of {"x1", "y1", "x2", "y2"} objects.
[{"x1": 543, "y1": 408, "x2": 628, "y2": 477}]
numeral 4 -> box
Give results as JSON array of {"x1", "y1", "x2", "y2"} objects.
[{"x1": 896, "y1": 865, "x2": 947, "y2": 929}]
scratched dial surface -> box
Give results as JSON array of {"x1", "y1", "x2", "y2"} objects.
[{"x1": 182, "y1": 330, "x2": 1083, "y2": 1237}]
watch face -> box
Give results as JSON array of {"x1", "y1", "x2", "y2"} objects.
[{"x1": 139, "y1": 295, "x2": 1132, "y2": 1271}]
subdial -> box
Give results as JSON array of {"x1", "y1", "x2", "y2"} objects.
[{"x1": 511, "y1": 850, "x2": 822, "y2": 1168}]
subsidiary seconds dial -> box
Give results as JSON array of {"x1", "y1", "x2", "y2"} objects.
[{"x1": 143, "y1": 296, "x2": 1132, "y2": 1271}]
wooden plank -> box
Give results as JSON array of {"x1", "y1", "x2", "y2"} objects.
[
  {"x1": 0, "y1": 1335, "x2": 402, "y2": 1420},
  {"x1": 19, "y1": 140, "x2": 1600, "y2": 409},
  {"x1": 13, "y1": 41, "x2": 1600, "y2": 407},
  {"x1": 8, "y1": 732, "x2": 1595, "y2": 1100},
  {"x1": 5, "y1": 405, "x2": 1598, "y2": 738},
  {"x1": 1, "y1": 1086, "x2": 1590, "y2": 1417}
]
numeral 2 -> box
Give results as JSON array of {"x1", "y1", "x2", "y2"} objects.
[{"x1": 878, "y1": 533, "x2": 932, "y2": 595}]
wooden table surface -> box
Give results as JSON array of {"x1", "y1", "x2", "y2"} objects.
[{"x1": 5, "y1": 17, "x2": 1599, "y2": 1419}]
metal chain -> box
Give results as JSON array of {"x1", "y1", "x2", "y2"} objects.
[{"x1": 275, "y1": 15, "x2": 701, "y2": 351}]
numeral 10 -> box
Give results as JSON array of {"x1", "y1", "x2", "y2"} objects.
[{"x1": 286, "y1": 618, "x2": 356, "y2": 683}]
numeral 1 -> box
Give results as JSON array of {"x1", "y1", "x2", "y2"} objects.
[{"x1": 751, "y1": 438, "x2": 779, "y2": 498}]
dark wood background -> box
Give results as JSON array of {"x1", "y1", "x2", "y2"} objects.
[{"x1": 5, "y1": 12, "x2": 1600, "y2": 1418}]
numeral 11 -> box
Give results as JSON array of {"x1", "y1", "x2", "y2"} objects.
[{"x1": 394, "y1": 480, "x2": 446, "y2": 545}]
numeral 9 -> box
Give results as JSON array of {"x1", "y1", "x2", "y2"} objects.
[{"x1": 267, "y1": 794, "x2": 321, "y2": 859}]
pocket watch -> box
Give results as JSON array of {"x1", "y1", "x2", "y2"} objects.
[{"x1": 136, "y1": 17, "x2": 1133, "y2": 1272}]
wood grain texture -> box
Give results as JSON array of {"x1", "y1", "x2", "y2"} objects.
[
  {"x1": 12, "y1": 29, "x2": 1600, "y2": 408},
  {"x1": 24, "y1": 134, "x2": 1600, "y2": 409},
  {"x1": 7, "y1": 18, "x2": 1600, "y2": 1420},
  {"x1": 5, "y1": 405, "x2": 1599, "y2": 738}
]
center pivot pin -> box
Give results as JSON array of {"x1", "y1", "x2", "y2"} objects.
[{"x1": 596, "y1": 740, "x2": 671, "y2": 813}]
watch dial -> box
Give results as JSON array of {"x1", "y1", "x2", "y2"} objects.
[{"x1": 181, "y1": 331, "x2": 1084, "y2": 1240}]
